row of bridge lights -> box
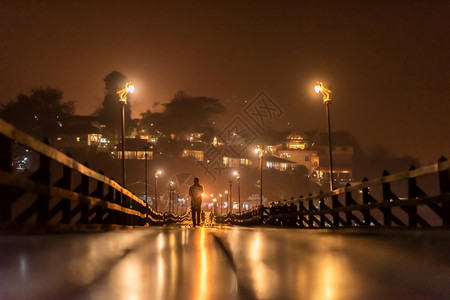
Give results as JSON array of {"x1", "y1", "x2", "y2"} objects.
[{"x1": 119, "y1": 81, "x2": 335, "y2": 210}]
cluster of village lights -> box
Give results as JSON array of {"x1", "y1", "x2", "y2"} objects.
[{"x1": 119, "y1": 81, "x2": 334, "y2": 215}]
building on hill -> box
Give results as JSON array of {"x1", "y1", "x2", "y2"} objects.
[
  {"x1": 53, "y1": 115, "x2": 103, "y2": 152},
  {"x1": 277, "y1": 132, "x2": 319, "y2": 175},
  {"x1": 304, "y1": 131, "x2": 354, "y2": 185},
  {"x1": 115, "y1": 138, "x2": 153, "y2": 160}
]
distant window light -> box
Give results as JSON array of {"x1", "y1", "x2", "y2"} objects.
[
  {"x1": 76, "y1": 137, "x2": 80, "y2": 142},
  {"x1": 56, "y1": 137, "x2": 62, "y2": 141}
]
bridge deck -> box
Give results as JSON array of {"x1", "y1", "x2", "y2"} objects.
[{"x1": 1, "y1": 226, "x2": 449, "y2": 300}]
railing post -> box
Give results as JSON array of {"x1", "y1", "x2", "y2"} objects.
[
  {"x1": 438, "y1": 157, "x2": 449, "y2": 226},
  {"x1": 91, "y1": 171, "x2": 105, "y2": 224},
  {"x1": 36, "y1": 139, "x2": 51, "y2": 224},
  {"x1": 105, "y1": 184, "x2": 115, "y2": 224},
  {"x1": 75, "y1": 163, "x2": 90, "y2": 224},
  {"x1": 0, "y1": 134, "x2": 13, "y2": 224},
  {"x1": 56, "y1": 164, "x2": 72, "y2": 224},
  {"x1": 331, "y1": 193, "x2": 342, "y2": 227},
  {"x1": 345, "y1": 183, "x2": 354, "y2": 226},
  {"x1": 307, "y1": 194, "x2": 314, "y2": 227},
  {"x1": 362, "y1": 178, "x2": 371, "y2": 226},
  {"x1": 381, "y1": 170, "x2": 393, "y2": 226},
  {"x1": 407, "y1": 165, "x2": 422, "y2": 227},
  {"x1": 319, "y1": 191, "x2": 325, "y2": 227},
  {"x1": 298, "y1": 196, "x2": 305, "y2": 228}
]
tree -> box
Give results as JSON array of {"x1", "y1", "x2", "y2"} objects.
[
  {"x1": 353, "y1": 144, "x2": 420, "y2": 180},
  {"x1": 140, "y1": 91, "x2": 226, "y2": 141},
  {"x1": 0, "y1": 87, "x2": 74, "y2": 140},
  {"x1": 97, "y1": 71, "x2": 132, "y2": 144}
]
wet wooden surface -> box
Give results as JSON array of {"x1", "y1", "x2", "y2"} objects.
[{"x1": 1, "y1": 226, "x2": 449, "y2": 300}]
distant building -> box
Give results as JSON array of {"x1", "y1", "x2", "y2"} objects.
[
  {"x1": 265, "y1": 155, "x2": 297, "y2": 171},
  {"x1": 115, "y1": 138, "x2": 153, "y2": 160},
  {"x1": 305, "y1": 131, "x2": 354, "y2": 184},
  {"x1": 54, "y1": 115, "x2": 102, "y2": 152},
  {"x1": 277, "y1": 132, "x2": 319, "y2": 175},
  {"x1": 182, "y1": 142, "x2": 205, "y2": 161},
  {"x1": 274, "y1": 130, "x2": 354, "y2": 185}
]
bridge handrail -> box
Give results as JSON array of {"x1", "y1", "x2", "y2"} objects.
[
  {"x1": 215, "y1": 157, "x2": 449, "y2": 227},
  {"x1": 285, "y1": 158, "x2": 450, "y2": 205},
  {"x1": 0, "y1": 118, "x2": 145, "y2": 207},
  {"x1": 0, "y1": 118, "x2": 188, "y2": 231}
]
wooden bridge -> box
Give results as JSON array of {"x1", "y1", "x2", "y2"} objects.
[{"x1": 1, "y1": 118, "x2": 449, "y2": 299}]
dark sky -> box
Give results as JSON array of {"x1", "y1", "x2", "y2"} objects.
[{"x1": 1, "y1": 0, "x2": 449, "y2": 165}]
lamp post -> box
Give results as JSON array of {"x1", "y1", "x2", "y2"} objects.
[
  {"x1": 169, "y1": 181, "x2": 174, "y2": 213},
  {"x1": 144, "y1": 146, "x2": 149, "y2": 215},
  {"x1": 212, "y1": 197, "x2": 217, "y2": 215},
  {"x1": 254, "y1": 146, "x2": 264, "y2": 207},
  {"x1": 219, "y1": 193, "x2": 223, "y2": 216},
  {"x1": 225, "y1": 189, "x2": 229, "y2": 214},
  {"x1": 117, "y1": 82, "x2": 135, "y2": 188},
  {"x1": 154, "y1": 170, "x2": 162, "y2": 211},
  {"x1": 229, "y1": 180, "x2": 233, "y2": 213},
  {"x1": 315, "y1": 81, "x2": 334, "y2": 191},
  {"x1": 233, "y1": 171, "x2": 241, "y2": 212}
]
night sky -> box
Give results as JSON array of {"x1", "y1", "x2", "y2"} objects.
[{"x1": 1, "y1": 1, "x2": 449, "y2": 165}]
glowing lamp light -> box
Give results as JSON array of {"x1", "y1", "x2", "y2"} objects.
[
  {"x1": 126, "y1": 84, "x2": 135, "y2": 94},
  {"x1": 314, "y1": 81, "x2": 332, "y2": 103},
  {"x1": 314, "y1": 84, "x2": 323, "y2": 94}
]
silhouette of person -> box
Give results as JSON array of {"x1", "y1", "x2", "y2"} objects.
[{"x1": 189, "y1": 177, "x2": 203, "y2": 227}]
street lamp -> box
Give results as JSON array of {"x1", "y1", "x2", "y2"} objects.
[
  {"x1": 169, "y1": 181, "x2": 175, "y2": 213},
  {"x1": 144, "y1": 145, "x2": 150, "y2": 221},
  {"x1": 315, "y1": 81, "x2": 334, "y2": 191},
  {"x1": 117, "y1": 82, "x2": 135, "y2": 188},
  {"x1": 212, "y1": 197, "x2": 217, "y2": 215},
  {"x1": 154, "y1": 170, "x2": 162, "y2": 211},
  {"x1": 229, "y1": 180, "x2": 233, "y2": 213},
  {"x1": 233, "y1": 170, "x2": 241, "y2": 212},
  {"x1": 254, "y1": 145, "x2": 264, "y2": 207},
  {"x1": 224, "y1": 189, "x2": 229, "y2": 214},
  {"x1": 219, "y1": 193, "x2": 223, "y2": 216}
]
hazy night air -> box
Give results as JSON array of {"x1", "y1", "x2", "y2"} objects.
[{"x1": 0, "y1": 0, "x2": 448, "y2": 166}]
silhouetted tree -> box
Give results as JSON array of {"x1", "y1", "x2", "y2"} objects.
[
  {"x1": 98, "y1": 71, "x2": 132, "y2": 144},
  {"x1": 140, "y1": 91, "x2": 226, "y2": 141},
  {"x1": 353, "y1": 144, "x2": 420, "y2": 180},
  {"x1": 0, "y1": 87, "x2": 74, "y2": 140}
]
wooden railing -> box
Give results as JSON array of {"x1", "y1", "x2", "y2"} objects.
[
  {"x1": 216, "y1": 157, "x2": 449, "y2": 228},
  {"x1": 0, "y1": 118, "x2": 189, "y2": 232}
]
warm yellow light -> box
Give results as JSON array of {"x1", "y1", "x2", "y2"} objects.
[
  {"x1": 314, "y1": 84, "x2": 323, "y2": 94},
  {"x1": 254, "y1": 145, "x2": 264, "y2": 157},
  {"x1": 219, "y1": 193, "x2": 222, "y2": 197},
  {"x1": 315, "y1": 81, "x2": 332, "y2": 102},
  {"x1": 126, "y1": 84, "x2": 135, "y2": 94}
]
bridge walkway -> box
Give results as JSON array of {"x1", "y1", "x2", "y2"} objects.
[{"x1": 1, "y1": 226, "x2": 449, "y2": 300}]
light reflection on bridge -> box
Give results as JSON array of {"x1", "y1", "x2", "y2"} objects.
[{"x1": 1, "y1": 226, "x2": 449, "y2": 299}]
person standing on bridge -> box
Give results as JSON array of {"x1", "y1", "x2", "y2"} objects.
[{"x1": 189, "y1": 177, "x2": 203, "y2": 227}]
